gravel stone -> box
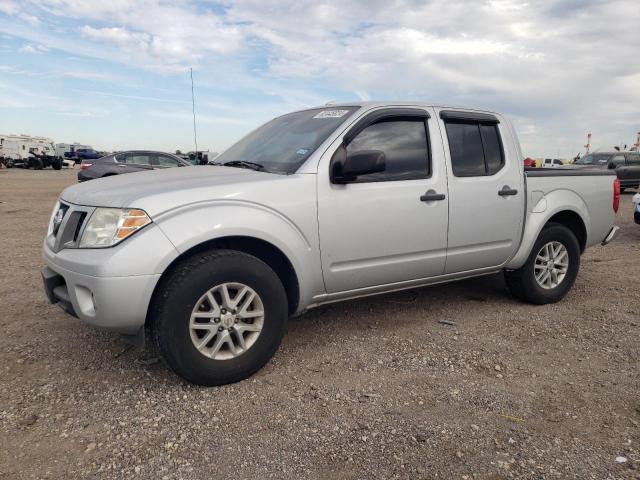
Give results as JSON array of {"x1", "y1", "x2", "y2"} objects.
[{"x1": 1, "y1": 169, "x2": 639, "y2": 479}]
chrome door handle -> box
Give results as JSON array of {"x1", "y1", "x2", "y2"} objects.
[{"x1": 498, "y1": 185, "x2": 518, "y2": 196}]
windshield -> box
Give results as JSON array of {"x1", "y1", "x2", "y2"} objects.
[
  {"x1": 214, "y1": 107, "x2": 359, "y2": 174},
  {"x1": 575, "y1": 153, "x2": 611, "y2": 165}
]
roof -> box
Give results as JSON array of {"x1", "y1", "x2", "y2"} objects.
[{"x1": 293, "y1": 101, "x2": 500, "y2": 116}]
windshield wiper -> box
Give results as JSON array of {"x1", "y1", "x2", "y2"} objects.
[{"x1": 220, "y1": 160, "x2": 266, "y2": 171}]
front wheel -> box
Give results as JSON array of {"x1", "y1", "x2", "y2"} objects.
[
  {"x1": 150, "y1": 249, "x2": 288, "y2": 386},
  {"x1": 504, "y1": 223, "x2": 580, "y2": 304}
]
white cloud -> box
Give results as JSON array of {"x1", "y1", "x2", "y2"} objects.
[
  {"x1": 26, "y1": 0, "x2": 244, "y2": 71},
  {"x1": 18, "y1": 43, "x2": 49, "y2": 54},
  {"x1": 1, "y1": 0, "x2": 639, "y2": 156},
  {"x1": 0, "y1": 0, "x2": 18, "y2": 14}
]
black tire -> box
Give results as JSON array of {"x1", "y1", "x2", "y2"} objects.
[
  {"x1": 150, "y1": 249, "x2": 288, "y2": 386},
  {"x1": 5, "y1": 159, "x2": 13, "y2": 168},
  {"x1": 504, "y1": 223, "x2": 580, "y2": 304},
  {"x1": 23, "y1": 159, "x2": 30, "y2": 169},
  {"x1": 52, "y1": 158, "x2": 62, "y2": 170},
  {"x1": 32, "y1": 158, "x2": 44, "y2": 170}
]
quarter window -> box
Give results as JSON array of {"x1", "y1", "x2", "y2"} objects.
[
  {"x1": 155, "y1": 155, "x2": 180, "y2": 167},
  {"x1": 345, "y1": 119, "x2": 430, "y2": 182},
  {"x1": 445, "y1": 121, "x2": 504, "y2": 177}
]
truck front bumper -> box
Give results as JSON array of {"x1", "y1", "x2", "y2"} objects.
[
  {"x1": 41, "y1": 219, "x2": 177, "y2": 335},
  {"x1": 41, "y1": 262, "x2": 160, "y2": 335}
]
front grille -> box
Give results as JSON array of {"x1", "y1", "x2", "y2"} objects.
[
  {"x1": 52, "y1": 203, "x2": 69, "y2": 236},
  {"x1": 50, "y1": 202, "x2": 94, "y2": 252}
]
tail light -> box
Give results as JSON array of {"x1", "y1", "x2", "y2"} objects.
[
  {"x1": 80, "y1": 161, "x2": 92, "y2": 170},
  {"x1": 613, "y1": 177, "x2": 620, "y2": 213}
]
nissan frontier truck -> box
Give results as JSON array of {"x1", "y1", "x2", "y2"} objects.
[{"x1": 42, "y1": 102, "x2": 619, "y2": 385}]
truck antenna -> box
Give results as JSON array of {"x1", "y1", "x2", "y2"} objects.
[{"x1": 190, "y1": 67, "x2": 198, "y2": 154}]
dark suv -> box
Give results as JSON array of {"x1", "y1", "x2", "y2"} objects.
[
  {"x1": 78, "y1": 150, "x2": 191, "y2": 182},
  {"x1": 574, "y1": 151, "x2": 640, "y2": 191}
]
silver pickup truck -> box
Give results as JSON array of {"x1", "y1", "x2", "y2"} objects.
[{"x1": 42, "y1": 102, "x2": 620, "y2": 385}]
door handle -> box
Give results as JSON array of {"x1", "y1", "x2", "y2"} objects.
[
  {"x1": 420, "y1": 191, "x2": 446, "y2": 202},
  {"x1": 498, "y1": 185, "x2": 518, "y2": 196}
]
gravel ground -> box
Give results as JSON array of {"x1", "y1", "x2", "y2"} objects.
[{"x1": 0, "y1": 167, "x2": 639, "y2": 479}]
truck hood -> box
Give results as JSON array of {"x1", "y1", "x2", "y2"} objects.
[{"x1": 60, "y1": 166, "x2": 282, "y2": 216}]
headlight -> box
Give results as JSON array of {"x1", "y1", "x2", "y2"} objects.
[{"x1": 79, "y1": 208, "x2": 151, "y2": 248}]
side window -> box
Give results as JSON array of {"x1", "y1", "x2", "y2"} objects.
[
  {"x1": 625, "y1": 154, "x2": 640, "y2": 166},
  {"x1": 156, "y1": 154, "x2": 180, "y2": 167},
  {"x1": 481, "y1": 124, "x2": 504, "y2": 174},
  {"x1": 445, "y1": 121, "x2": 505, "y2": 177},
  {"x1": 445, "y1": 121, "x2": 504, "y2": 177},
  {"x1": 445, "y1": 122, "x2": 485, "y2": 176},
  {"x1": 345, "y1": 119, "x2": 430, "y2": 182},
  {"x1": 123, "y1": 154, "x2": 151, "y2": 165}
]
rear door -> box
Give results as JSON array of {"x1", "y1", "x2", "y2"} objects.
[
  {"x1": 437, "y1": 109, "x2": 524, "y2": 273},
  {"x1": 317, "y1": 107, "x2": 449, "y2": 293}
]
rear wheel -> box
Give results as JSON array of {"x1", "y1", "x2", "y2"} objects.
[
  {"x1": 504, "y1": 223, "x2": 580, "y2": 304},
  {"x1": 52, "y1": 158, "x2": 62, "y2": 170},
  {"x1": 150, "y1": 249, "x2": 288, "y2": 386}
]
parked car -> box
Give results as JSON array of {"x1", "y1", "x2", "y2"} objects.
[
  {"x1": 541, "y1": 158, "x2": 564, "y2": 168},
  {"x1": 633, "y1": 193, "x2": 640, "y2": 224},
  {"x1": 523, "y1": 157, "x2": 536, "y2": 168},
  {"x1": 78, "y1": 151, "x2": 191, "y2": 182},
  {"x1": 574, "y1": 151, "x2": 640, "y2": 191},
  {"x1": 42, "y1": 102, "x2": 619, "y2": 386},
  {"x1": 65, "y1": 148, "x2": 104, "y2": 163}
]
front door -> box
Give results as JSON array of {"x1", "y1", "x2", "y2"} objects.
[
  {"x1": 317, "y1": 107, "x2": 449, "y2": 294},
  {"x1": 437, "y1": 109, "x2": 524, "y2": 273}
]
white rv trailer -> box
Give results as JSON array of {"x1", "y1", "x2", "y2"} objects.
[{"x1": 0, "y1": 134, "x2": 56, "y2": 160}]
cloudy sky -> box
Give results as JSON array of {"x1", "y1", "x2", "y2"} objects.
[{"x1": 0, "y1": 0, "x2": 638, "y2": 157}]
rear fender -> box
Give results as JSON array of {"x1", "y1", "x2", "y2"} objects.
[{"x1": 506, "y1": 189, "x2": 590, "y2": 270}]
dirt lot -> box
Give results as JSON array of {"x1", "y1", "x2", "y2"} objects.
[{"x1": 0, "y1": 167, "x2": 638, "y2": 479}]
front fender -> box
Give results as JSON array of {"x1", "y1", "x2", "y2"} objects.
[
  {"x1": 154, "y1": 200, "x2": 323, "y2": 311},
  {"x1": 506, "y1": 189, "x2": 590, "y2": 270}
]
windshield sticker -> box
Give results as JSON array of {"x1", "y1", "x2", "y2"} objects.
[
  {"x1": 296, "y1": 148, "x2": 311, "y2": 155},
  {"x1": 313, "y1": 109, "x2": 350, "y2": 119}
]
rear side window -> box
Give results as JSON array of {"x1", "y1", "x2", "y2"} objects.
[
  {"x1": 445, "y1": 121, "x2": 504, "y2": 177},
  {"x1": 346, "y1": 119, "x2": 430, "y2": 182},
  {"x1": 155, "y1": 154, "x2": 180, "y2": 167},
  {"x1": 121, "y1": 154, "x2": 151, "y2": 165}
]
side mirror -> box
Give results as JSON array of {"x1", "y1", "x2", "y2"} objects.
[{"x1": 330, "y1": 146, "x2": 386, "y2": 183}]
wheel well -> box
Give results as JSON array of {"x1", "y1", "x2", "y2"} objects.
[
  {"x1": 547, "y1": 211, "x2": 587, "y2": 252},
  {"x1": 149, "y1": 236, "x2": 300, "y2": 322}
]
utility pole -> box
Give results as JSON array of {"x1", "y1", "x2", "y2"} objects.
[{"x1": 190, "y1": 67, "x2": 198, "y2": 155}]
